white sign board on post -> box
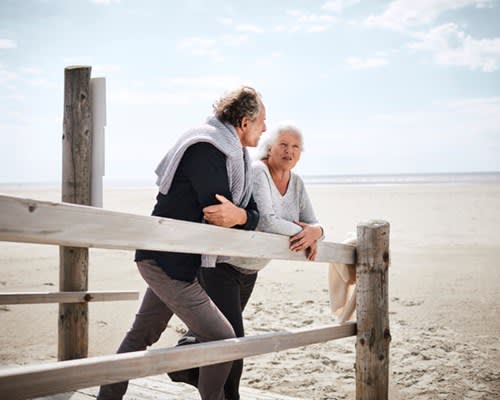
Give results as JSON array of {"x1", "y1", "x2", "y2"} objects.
[{"x1": 90, "y1": 77, "x2": 106, "y2": 207}]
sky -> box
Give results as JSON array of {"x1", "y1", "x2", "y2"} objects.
[{"x1": 1, "y1": 0, "x2": 500, "y2": 183}]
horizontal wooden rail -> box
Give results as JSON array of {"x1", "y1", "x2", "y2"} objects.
[
  {"x1": 0, "y1": 194, "x2": 356, "y2": 265},
  {"x1": 0, "y1": 291, "x2": 139, "y2": 305},
  {"x1": 0, "y1": 322, "x2": 356, "y2": 400}
]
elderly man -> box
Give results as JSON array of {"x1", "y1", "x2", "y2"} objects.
[{"x1": 97, "y1": 86, "x2": 266, "y2": 400}]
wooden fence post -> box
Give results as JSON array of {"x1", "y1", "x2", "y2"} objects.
[
  {"x1": 59, "y1": 66, "x2": 92, "y2": 361},
  {"x1": 355, "y1": 220, "x2": 390, "y2": 400}
]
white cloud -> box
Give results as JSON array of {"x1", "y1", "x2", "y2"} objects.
[
  {"x1": 19, "y1": 67, "x2": 43, "y2": 75},
  {"x1": 93, "y1": 64, "x2": 122, "y2": 75},
  {"x1": 409, "y1": 23, "x2": 500, "y2": 71},
  {"x1": 57, "y1": 62, "x2": 120, "y2": 77},
  {"x1": 62, "y1": 57, "x2": 94, "y2": 67},
  {"x1": 0, "y1": 65, "x2": 57, "y2": 90},
  {"x1": 114, "y1": 75, "x2": 246, "y2": 106},
  {"x1": 0, "y1": 68, "x2": 17, "y2": 81},
  {"x1": 277, "y1": 10, "x2": 335, "y2": 33},
  {"x1": 220, "y1": 34, "x2": 249, "y2": 47},
  {"x1": 177, "y1": 37, "x2": 216, "y2": 50},
  {"x1": 235, "y1": 24, "x2": 264, "y2": 33},
  {"x1": 441, "y1": 97, "x2": 500, "y2": 130},
  {"x1": 217, "y1": 17, "x2": 233, "y2": 26},
  {"x1": 216, "y1": 18, "x2": 263, "y2": 34},
  {"x1": 161, "y1": 75, "x2": 242, "y2": 90},
  {"x1": 4, "y1": 94, "x2": 25, "y2": 101},
  {"x1": 61, "y1": 58, "x2": 119, "y2": 76},
  {"x1": 359, "y1": 97, "x2": 500, "y2": 172},
  {"x1": 0, "y1": 39, "x2": 17, "y2": 49},
  {"x1": 90, "y1": 0, "x2": 120, "y2": 4},
  {"x1": 373, "y1": 96, "x2": 500, "y2": 131},
  {"x1": 23, "y1": 77, "x2": 59, "y2": 89},
  {"x1": 365, "y1": 0, "x2": 495, "y2": 31},
  {"x1": 256, "y1": 51, "x2": 283, "y2": 66},
  {"x1": 0, "y1": 67, "x2": 18, "y2": 88},
  {"x1": 177, "y1": 34, "x2": 250, "y2": 61},
  {"x1": 109, "y1": 88, "x2": 219, "y2": 106},
  {"x1": 346, "y1": 56, "x2": 389, "y2": 69},
  {"x1": 322, "y1": 0, "x2": 360, "y2": 14},
  {"x1": 176, "y1": 37, "x2": 222, "y2": 61}
]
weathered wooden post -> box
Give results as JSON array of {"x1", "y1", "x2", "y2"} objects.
[
  {"x1": 59, "y1": 66, "x2": 92, "y2": 360},
  {"x1": 355, "y1": 220, "x2": 390, "y2": 399}
]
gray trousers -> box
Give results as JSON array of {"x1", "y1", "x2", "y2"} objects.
[{"x1": 97, "y1": 259, "x2": 236, "y2": 400}]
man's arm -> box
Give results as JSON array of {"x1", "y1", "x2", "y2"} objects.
[
  {"x1": 181, "y1": 142, "x2": 258, "y2": 229},
  {"x1": 181, "y1": 142, "x2": 232, "y2": 207}
]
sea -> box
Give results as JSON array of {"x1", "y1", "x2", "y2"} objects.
[
  {"x1": 1, "y1": 172, "x2": 499, "y2": 189},
  {"x1": 301, "y1": 171, "x2": 500, "y2": 185}
]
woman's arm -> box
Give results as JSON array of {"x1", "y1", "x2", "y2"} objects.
[
  {"x1": 252, "y1": 166, "x2": 303, "y2": 236},
  {"x1": 289, "y1": 176, "x2": 324, "y2": 253}
]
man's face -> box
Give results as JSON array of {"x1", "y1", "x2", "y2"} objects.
[{"x1": 240, "y1": 103, "x2": 267, "y2": 147}]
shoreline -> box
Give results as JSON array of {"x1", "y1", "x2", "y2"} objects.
[{"x1": 1, "y1": 170, "x2": 499, "y2": 190}]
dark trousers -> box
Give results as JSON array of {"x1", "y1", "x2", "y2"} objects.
[
  {"x1": 97, "y1": 260, "x2": 235, "y2": 400},
  {"x1": 201, "y1": 263, "x2": 258, "y2": 400},
  {"x1": 169, "y1": 263, "x2": 257, "y2": 400}
]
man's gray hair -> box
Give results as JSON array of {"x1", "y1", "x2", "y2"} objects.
[
  {"x1": 213, "y1": 86, "x2": 262, "y2": 128},
  {"x1": 255, "y1": 121, "x2": 304, "y2": 160}
]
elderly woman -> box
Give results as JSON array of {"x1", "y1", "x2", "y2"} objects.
[{"x1": 170, "y1": 123, "x2": 324, "y2": 400}]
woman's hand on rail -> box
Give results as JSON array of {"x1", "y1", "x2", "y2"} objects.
[
  {"x1": 305, "y1": 241, "x2": 318, "y2": 261},
  {"x1": 203, "y1": 194, "x2": 247, "y2": 228},
  {"x1": 289, "y1": 221, "x2": 322, "y2": 252}
]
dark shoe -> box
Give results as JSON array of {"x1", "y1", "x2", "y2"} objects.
[
  {"x1": 178, "y1": 334, "x2": 198, "y2": 346},
  {"x1": 167, "y1": 333, "x2": 200, "y2": 388},
  {"x1": 168, "y1": 367, "x2": 199, "y2": 388}
]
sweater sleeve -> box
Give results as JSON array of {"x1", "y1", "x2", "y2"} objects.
[
  {"x1": 181, "y1": 142, "x2": 232, "y2": 208},
  {"x1": 297, "y1": 176, "x2": 319, "y2": 225},
  {"x1": 181, "y1": 142, "x2": 259, "y2": 231},
  {"x1": 252, "y1": 166, "x2": 302, "y2": 236},
  {"x1": 236, "y1": 194, "x2": 259, "y2": 231}
]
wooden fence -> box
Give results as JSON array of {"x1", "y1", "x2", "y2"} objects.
[
  {"x1": 0, "y1": 194, "x2": 390, "y2": 399},
  {"x1": 0, "y1": 66, "x2": 390, "y2": 399}
]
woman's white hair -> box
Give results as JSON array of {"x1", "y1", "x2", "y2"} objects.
[{"x1": 255, "y1": 121, "x2": 304, "y2": 160}]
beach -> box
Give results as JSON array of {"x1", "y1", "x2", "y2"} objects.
[{"x1": 0, "y1": 182, "x2": 499, "y2": 399}]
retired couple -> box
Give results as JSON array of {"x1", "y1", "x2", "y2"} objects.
[{"x1": 97, "y1": 87, "x2": 324, "y2": 400}]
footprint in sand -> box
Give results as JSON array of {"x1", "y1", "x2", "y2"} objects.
[
  {"x1": 392, "y1": 297, "x2": 424, "y2": 307},
  {"x1": 174, "y1": 326, "x2": 187, "y2": 334}
]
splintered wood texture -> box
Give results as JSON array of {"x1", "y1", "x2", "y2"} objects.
[{"x1": 355, "y1": 220, "x2": 390, "y2": 400}]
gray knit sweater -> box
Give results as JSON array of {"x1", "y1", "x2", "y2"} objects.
[
  {"x1": 154, "y1": 116, "x2": 253, "y2": 268},
  {"x1": 227, "y1": 160, "x2": 321, "y2": 272}
]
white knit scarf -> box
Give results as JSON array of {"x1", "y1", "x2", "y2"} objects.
[{"x1": 154, "y1": 116, "x2": 253, "y2": 267}]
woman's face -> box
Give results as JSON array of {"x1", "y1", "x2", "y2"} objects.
[{"x1": 267, "y1": 130, "x2": 302, "y2": 171}]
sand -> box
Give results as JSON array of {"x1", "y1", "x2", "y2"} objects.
[{"x1": 0, "y1": 183, "x2": 499, "y2": 399}]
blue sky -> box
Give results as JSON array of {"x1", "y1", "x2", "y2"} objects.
[{"x1": 1, "y1": 0, "x2": 499, "y2": 183}]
